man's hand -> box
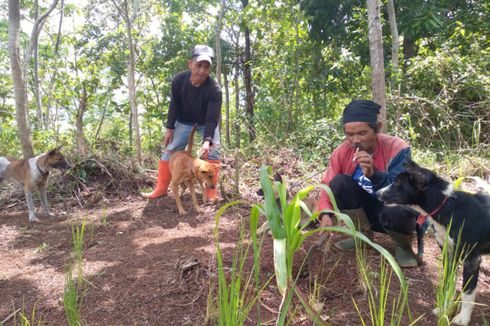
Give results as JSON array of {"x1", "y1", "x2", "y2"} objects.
[
  {"x1": 163, "y1": 129, "x2": 173, "y2": 147},
  {"x1": 200, "y1": 140, "x2": 210, "y2": 159},
  {"x1": 354, "y1": 150, "x2": 374, "y2": 177},
  {"x1": 315, "y1": 213, "x2": 333, "y2": 248}
]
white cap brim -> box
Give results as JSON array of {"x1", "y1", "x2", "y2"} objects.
[{"x1": 194, "y1": 54, "x2": 212, "y2": 64}]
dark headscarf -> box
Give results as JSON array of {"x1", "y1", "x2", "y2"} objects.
[{"x1": 342, "y1": 100, "x2": 380, "y2": 124}]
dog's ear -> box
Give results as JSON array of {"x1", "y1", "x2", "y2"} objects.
[
  {"x1": 48, "y1": 145, "x2": 64, "y2": 156},
  {"x1": 404, "y1": 158, "x2": 419, "y2": 172},
  {"x1": 48, "y1": 148, "x2": 58, "y2": 156},
  {"x1": 199, "y1": 165, "x2": 212, "y2": 174},
  {"x1": 404, "y1": 158, "x2": 428, "y2": 191},
  {"x1": 411, "y1": 168, "x2": 429, "y2": 191}
]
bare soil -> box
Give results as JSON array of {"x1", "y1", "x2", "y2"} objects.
[{"x1": 1, "y1": 188, "x2": 489, "y2": 325}]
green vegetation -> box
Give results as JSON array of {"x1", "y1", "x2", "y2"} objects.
[
  {"x1": 434, "y1": 222, "x2": 469, "y2": 326},
  {"x1": 210, "y1": 166, "x2": 419, "y2": 325},
  {"x1": 63, "y1": 221, "x2": 87, "y2": 326},
  {"x1": 0, "y1": 1, "x2": 487, "y2": 166}
]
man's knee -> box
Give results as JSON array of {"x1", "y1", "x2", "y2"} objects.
[
  {"x1": 379, "y1": 206, "x2": 417, "y2": 234},
  {"x1": 330, "y1": 174, "x2": 357, "y2": 195}
]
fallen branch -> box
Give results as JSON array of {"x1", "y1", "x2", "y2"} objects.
[{"x1": 2, "y1": 308, "x2": 21, "y2": 324}]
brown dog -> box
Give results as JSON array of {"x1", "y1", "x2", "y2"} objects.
[
  {"x1": 0, "y1": 147, "x2": 70, "y2": 222},
  {"x1": 169, "y1": 126, "x2": 218, "y2": 215}
]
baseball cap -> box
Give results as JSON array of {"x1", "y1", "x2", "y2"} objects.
[{"x1": 191, "y1": 45, "x2": 214, "y2": 65}]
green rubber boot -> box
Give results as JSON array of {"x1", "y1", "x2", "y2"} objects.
[
  {"x1": 387, "y1": 230, "x2": 418, "y2": 268},
  {"x1": 334, "y1": 208, "x2": 373, "y2": 250}
]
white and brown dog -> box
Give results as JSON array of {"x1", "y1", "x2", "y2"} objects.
[{"x1": 0, "y1": 147, "x2": 70, "y2": 222}]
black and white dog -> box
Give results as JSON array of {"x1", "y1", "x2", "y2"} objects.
[{"x1": 377, "y1": 159, "x2": 490, "y2": 326}]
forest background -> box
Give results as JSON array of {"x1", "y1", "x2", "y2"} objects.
[{"x1": 1, "y1": 0, "x2": 488, "y2": 169}]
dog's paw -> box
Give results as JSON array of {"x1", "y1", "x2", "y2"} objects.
[
  {"x1": 29, "y1": 216, "x2": 40, "y2": 223},
  {"x1": 452, "y1": 312, "x2": 471, "y2": 326},
  {"x1": 178, "y1": 209, "x2": 187, "y2": 216}
]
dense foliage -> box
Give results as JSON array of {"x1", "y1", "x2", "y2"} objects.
[{"x1": 0, "y1": 0, "x2": 488, "y2": 164}]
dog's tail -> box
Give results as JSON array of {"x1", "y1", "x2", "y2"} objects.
[{"x1": 185, "y1": 124, "x2": 198, "y2": 154}]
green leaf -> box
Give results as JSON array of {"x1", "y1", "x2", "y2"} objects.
[
  {"x1": 273, "y1": 238, "x2": 288, "y2": 295},
  {"x1": 454, "y1": 177, "x2": 465, "y2": 190}
]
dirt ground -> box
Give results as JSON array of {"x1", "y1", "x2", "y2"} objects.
[{"x1": 1, "y1": 188, "x2": 490, "y2": 325}]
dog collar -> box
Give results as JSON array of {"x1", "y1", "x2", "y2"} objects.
[
  {"x1": 416, "y1": 196, "x2": 448, "y2": 225},
  {"x1": 36, "y1": 162, "x2": 49, "y2": 177}
]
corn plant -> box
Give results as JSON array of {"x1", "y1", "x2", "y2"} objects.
[
  {"x1": 72, "y1": 221, "x2": 86, "y2": 291},
  {"x1": 354, "y1": 235, "x2": 370, "y2": 295},
  {"x1": 212, "y1": 201, "x2": 265, "y2": 326},
  {"x1": 63, "y1": 220, "x2": 87, "y2": 326},
  {"x1": 353, "y1": 256, "x2": 416, "y2": 326},
  {"x1": 7, "y1": 301, "x2": 42, "y2": 326},
  {"x1": 64, "y1": 267, "x2": 82, "y2": 326},
  {"x1": 256, "y1": 166, "x2": 407, "y2": 325},
  {"x1": 434, "y1": 221, "x2": 469, "y2": 326}
]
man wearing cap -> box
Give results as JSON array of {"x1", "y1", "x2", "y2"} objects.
[
  {"x1": 316, "y1": 99, "x2": 420, "y2": 268},
  {"x1": 142, "y1": 45, "x2": 222, "y2": 202}
]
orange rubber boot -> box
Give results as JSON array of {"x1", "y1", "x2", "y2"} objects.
[
  {"x1": 142, "y1": 160, "x2": 171, "y2": 199},
  {"x1": 206, "y1": 160, "x2": 221, "y2": 202}
]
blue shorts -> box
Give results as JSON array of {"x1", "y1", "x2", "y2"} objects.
[{"x1": 161, "y1": 121, "x2": 220, "y2": 161}]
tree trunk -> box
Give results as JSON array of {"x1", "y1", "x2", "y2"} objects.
[
  {"x1": 114, "y1": 0, "x2": 141, "y2": 164},
  {"x1": 224, "y1": 71, "x2": 230, "y2": 146},
  {"x1": 367, "y1": 0, "x2": 386, "y2": 127},
  {"x1": 215, "y1": 0, "x2": 225, "y2": 135},
  {"x1": 290, "y1": 15, "x2": 301, "y2": 131},
  {"x1": 75, "y1": 85, "x2": 88, "y2": 154},
  {"x1": 215, "y1": 0, "x2": 224, "y2": 88},
  {"x1": 8, "y1": 0, "x2": 34, "y2": 158},
  {"x1": 24, "y1": 0, "x2": 58, "y2": 124},
  {"x1": 25, "y1": 0, "x2": 58, "y2": 71},
  {"x1": 33, "y1": 0, "x2": 44, "y2": 130},
  {"x1": 94, "y1": 93, "x2": 111, "y2": 143},
  {"x1": 33, "y1": 39, "x2": 44, "y2": 130},
  {"x1": 243, "y1": 28, "x2": 254, "y2": 142},
  {"x1": 126, "y1": 26, "x2": 141, "y2": 163},
  {"x1": 46, "y1": 0, "x2": 65, "y2": 131},
  {"x1": 234, "y1": 59, "x2": 240, "y2": 148},
  {"x1": 241, "y1": 0, "x2": 255, "y2": 142},
  {"x1": 402, "y1": 36, "x2": 416, "y2": 62},
  {"x1": 386, "y1": 0, "x2": 399, "y2": 77}
]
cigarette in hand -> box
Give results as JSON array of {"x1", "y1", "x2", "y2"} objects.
[{"x1": 353, "y1": 146, "x2": 359, "y2": 162}]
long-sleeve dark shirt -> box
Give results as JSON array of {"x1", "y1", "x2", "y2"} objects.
[{"x1": 165, "y1": 70, "x2": 222, "y2": 142}]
